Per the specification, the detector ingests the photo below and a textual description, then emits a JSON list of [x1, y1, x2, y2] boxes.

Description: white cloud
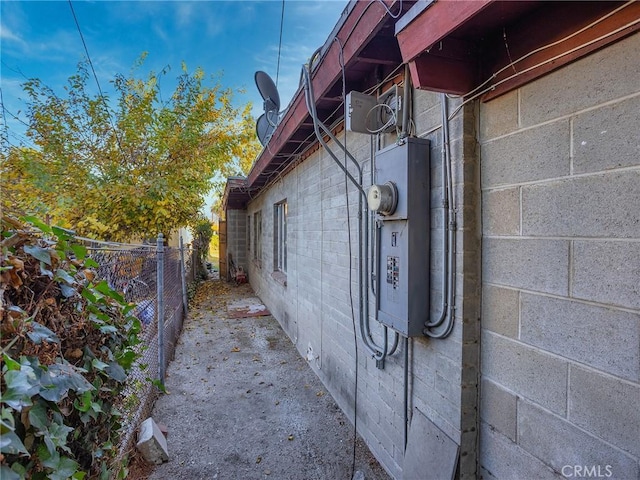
[[153, 22, 170, 43], [176, 2, 196, 27], [0, 23, 26, 45]]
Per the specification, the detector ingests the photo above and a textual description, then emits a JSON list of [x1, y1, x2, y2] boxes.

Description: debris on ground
[[139, 279, 390, 480], [136, 418, 169, 465]]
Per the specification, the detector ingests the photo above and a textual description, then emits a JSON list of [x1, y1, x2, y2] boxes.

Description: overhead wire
[[0, 102, 39, 150], [0, 88, 9, 150], [330, 0, 403, 68], [262, 40, 406, 168], [1, 105, 30, 130], [6, 130, 37, 150], [261, 62, 406, 189], [275, 0, 285, 87], [1, 60, 30, 80], [258, 96, 347, 182], [67, 0, 126, 160]]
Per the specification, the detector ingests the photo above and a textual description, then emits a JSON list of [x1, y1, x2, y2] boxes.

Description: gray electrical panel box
[[374, 138, 430, 337]]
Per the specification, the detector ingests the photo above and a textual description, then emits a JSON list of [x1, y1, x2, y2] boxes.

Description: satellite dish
[[256, 112, 275, 146], [255, 71, 280, 113], [255, 71, 281, 145]]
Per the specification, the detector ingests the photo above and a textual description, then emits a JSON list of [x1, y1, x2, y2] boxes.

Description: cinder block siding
[[479, 32, 640, 479], [245, 87, 482, 479], [225, 209, 247, 275]]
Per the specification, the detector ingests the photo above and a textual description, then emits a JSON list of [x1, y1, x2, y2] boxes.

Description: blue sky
[[0, 0, 347, 148]]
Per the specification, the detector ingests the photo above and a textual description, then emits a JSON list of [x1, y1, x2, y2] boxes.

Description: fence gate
[[219, 220, 227, 280]]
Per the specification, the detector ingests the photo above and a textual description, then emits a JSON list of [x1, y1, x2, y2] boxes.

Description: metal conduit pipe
[[313, 118, 391, 352], [302, 57, 401, 356], [368, 139, 400, 357], [423, 95, 450, 329], [424, 93, 456, 338], [400, 64, 411, 140], [370, 137, 377, 297], [301, 66, 369, 345], [302, 63, 399, 359], [302, 66, 378, 357], [403, 336, 410, 451]]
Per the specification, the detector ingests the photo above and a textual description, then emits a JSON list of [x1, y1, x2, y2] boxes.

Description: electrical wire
[[0, 103, 40, 150], [257, 95, 351, 193], [365, 102, 396, 134], [282, 64, 402, 153], [364, 64, 405, 96], [340, 1, 377, 52], [0, 89, 9, 152], [334, 36, 359, 479], [1, 60, 30, 80], [276, 0, 285, 87], [67, 0, 125, 159], [330, 0, 403, 74], [376, 0, 403, 19], [6, 130, 37, 150], [302, 46, 400, 362], [422, 1, 634, 339], [1, 105, 30, 130], [447, 1, 638, 118], [403, 336, 409, 451]]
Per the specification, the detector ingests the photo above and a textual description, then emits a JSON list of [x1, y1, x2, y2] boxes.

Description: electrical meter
[[367, 182, 398, 216], [372, 138, 430, 337]]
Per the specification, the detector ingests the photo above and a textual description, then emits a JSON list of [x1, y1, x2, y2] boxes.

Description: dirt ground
[[133, 279, 391, 480]]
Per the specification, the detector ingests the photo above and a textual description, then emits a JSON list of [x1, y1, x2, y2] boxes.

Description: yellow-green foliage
[[1, 57, 261, 241]]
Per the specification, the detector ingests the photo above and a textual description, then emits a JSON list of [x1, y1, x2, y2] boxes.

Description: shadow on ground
[[138, 279, 390, 480]]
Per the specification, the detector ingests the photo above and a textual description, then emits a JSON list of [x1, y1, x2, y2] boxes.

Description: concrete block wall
[[225, 209, 247, 274], [479, 33, 640, 479], [245, 85, 482, 479]]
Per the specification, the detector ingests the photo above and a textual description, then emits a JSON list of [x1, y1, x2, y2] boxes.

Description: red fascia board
[[222, 177, 248, 212], [247, 0, 394, 188], [396, 0, 494, 63], [482, 2, 640, 101], [408, 54, 476, 95]]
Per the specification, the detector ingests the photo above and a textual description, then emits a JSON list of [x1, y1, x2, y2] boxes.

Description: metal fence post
[[179, 236, 188, 316], [156, 233, 165, 385]]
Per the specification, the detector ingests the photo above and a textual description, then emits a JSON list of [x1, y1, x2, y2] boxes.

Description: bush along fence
[[1, 216, 200, 479]]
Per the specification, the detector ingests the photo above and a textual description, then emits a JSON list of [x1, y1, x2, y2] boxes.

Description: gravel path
[[146, 279, 390, 480]]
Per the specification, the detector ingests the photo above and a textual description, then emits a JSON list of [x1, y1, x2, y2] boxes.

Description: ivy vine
[[1, 216, 143, 479]]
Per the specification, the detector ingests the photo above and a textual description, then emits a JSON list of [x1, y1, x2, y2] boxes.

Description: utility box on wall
[[372, 138, 430, 337]]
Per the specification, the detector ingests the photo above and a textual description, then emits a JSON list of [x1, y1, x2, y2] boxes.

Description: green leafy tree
[[2, 57, 261, 241], [190, 215, 214, 279]]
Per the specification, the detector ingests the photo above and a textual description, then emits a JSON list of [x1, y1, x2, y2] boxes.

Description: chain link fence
[[80, 234, 200, 462]]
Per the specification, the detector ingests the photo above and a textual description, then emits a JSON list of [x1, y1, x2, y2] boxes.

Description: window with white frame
[[274, 200, 287, 273], [253, 210, 262, 263]]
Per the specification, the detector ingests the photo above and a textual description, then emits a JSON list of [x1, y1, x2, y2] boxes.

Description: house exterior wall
[[244, 87, 481, 479], [228, 31, 639, 480], [225, 209, 247, 276], [479, 32, 640, 479]]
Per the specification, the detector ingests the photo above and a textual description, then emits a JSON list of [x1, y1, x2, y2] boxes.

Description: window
[[274, 201, 287, 273], [253, 210, 262, 263]]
